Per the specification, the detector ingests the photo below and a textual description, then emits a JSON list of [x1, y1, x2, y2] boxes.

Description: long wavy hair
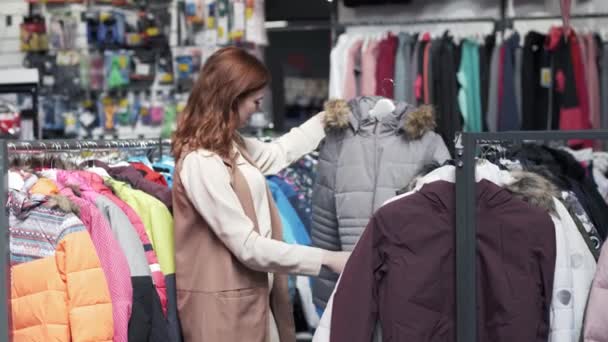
[[172, 47, 270, 161]]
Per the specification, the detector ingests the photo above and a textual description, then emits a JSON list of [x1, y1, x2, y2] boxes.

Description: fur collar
[[506, 171, 558, 215], [322, 98, 437, 139]]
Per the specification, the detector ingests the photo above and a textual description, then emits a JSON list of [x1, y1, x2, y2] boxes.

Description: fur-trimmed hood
[[506, 170, 559, 215], [323, 97, 436, 139]]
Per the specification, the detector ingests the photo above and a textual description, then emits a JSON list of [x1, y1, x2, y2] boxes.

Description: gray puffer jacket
[[311, 96, 450, 310]]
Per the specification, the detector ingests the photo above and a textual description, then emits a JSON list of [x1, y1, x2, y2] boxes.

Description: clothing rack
[[454, 130, 608, 342], [0, 137, 171, 342]]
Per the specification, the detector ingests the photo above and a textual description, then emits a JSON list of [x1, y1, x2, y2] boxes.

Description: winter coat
[[105, 178, 182, 342], [57, 171, 171, 342], [330, 178, 556, 342], [75, 170, 169, 315], [311, 96, 450, 310], [87, 160, 173, 212], [9, 190, 114, 341], [53, 184, 133, 342]]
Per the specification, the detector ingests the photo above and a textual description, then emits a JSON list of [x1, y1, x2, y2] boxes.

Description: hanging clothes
[[89, 161, 173, 212], [361, 38, 381, 96], [76, 169, 169, 316], [394, 33, 415, 102], [375, 33, 398, 98], [343, 39, 363, 100], [310, 97, 450, 311], [498, 33, 520, 131], [458, 39, 482, 132], [433, 33, 462, 154], [56, 171, 170, 341], [105, 178, 182, 342], [8, 189, 114, 342], [521, 31, 551, 130], [486, 39, 502, 132], [52, 183, 133, 342]]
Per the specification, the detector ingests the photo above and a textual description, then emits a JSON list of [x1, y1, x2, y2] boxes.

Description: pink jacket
[[343, 39, 363, 100], [584, 241, 608, 341], [73, 170, 168, 315], [54, 184, 132, 342], [361, 39, 381, 96]]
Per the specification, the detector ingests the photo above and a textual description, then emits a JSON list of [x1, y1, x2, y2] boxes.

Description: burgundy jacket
[[331, 180, 556, 342]]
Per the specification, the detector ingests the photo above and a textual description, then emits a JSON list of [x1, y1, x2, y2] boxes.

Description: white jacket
[[552, 199, 596, 341]]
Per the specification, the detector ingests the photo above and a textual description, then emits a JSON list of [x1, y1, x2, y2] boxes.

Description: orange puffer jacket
[[9, 190, 114, 341]]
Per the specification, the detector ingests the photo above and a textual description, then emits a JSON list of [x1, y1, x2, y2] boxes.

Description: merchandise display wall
[[0, 0, 267, 140]]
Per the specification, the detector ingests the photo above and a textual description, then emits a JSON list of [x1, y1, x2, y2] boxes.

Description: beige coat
[[174, 115, 326, 341]]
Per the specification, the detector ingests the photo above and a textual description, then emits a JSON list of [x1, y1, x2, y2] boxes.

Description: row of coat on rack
[[1, 138, 327, 341], [329, 22, 608, 154], [312, 140, 608, 342]]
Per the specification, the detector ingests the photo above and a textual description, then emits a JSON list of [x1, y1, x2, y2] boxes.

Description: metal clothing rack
[[0, 138, 171, 342], [454, 130, 608, 342]]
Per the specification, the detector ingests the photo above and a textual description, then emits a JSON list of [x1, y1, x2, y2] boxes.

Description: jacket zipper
[[371, 119, 381, 214]]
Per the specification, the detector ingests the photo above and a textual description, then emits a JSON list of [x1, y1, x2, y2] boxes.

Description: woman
[[172, 46, 350, 342]]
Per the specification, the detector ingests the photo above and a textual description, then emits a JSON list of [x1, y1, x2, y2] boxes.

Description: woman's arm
[[181, 150, 327, 276], [243, 113, 326, 175]]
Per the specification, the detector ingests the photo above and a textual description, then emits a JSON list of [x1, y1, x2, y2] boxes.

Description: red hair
[[172, 47, 270, 161]]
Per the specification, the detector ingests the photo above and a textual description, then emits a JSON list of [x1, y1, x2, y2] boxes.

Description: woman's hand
[[322, 251, 351, 274]]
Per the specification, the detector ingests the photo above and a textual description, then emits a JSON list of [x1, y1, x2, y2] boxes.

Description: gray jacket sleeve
[[430, 132, 451, 163], [311, 133, 343, 311]]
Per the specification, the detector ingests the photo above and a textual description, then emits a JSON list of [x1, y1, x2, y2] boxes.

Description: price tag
[[136, 63, 151, 76], [540, 68, 552, 88]]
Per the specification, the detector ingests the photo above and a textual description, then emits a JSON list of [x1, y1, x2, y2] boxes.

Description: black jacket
[[511, 144, 608, 239]]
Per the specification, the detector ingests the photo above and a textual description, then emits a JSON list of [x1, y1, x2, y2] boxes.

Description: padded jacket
[[331, 179, 556, 342], [310, 96, 450, 310], [9, 190, 113, 341]]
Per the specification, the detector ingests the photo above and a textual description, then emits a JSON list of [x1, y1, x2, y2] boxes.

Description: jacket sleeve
[[56, 215, 114, 342], [331, 215, 384, 342], [311, 134, 343, 310], [430, 132, 451, 162], [180, 151, 325, 276], [243, 113, 326, 175]]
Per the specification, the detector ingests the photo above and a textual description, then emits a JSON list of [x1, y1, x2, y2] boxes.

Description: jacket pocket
[[178, 287, 268, 342]]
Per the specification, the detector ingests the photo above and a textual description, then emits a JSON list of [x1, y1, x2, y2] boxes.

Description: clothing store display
[[330, 27, 608, 146], [311, 96, 450, 310], [8, 149, 180, 342]]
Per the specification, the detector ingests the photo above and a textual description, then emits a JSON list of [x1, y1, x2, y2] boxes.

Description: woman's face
[[238, 89, 265, 127]]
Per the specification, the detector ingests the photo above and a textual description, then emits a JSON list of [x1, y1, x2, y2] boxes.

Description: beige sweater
[[180, 114, 327, 278]]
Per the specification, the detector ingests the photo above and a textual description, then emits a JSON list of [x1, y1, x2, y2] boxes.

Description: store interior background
[[0, 0, 606, 139]]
